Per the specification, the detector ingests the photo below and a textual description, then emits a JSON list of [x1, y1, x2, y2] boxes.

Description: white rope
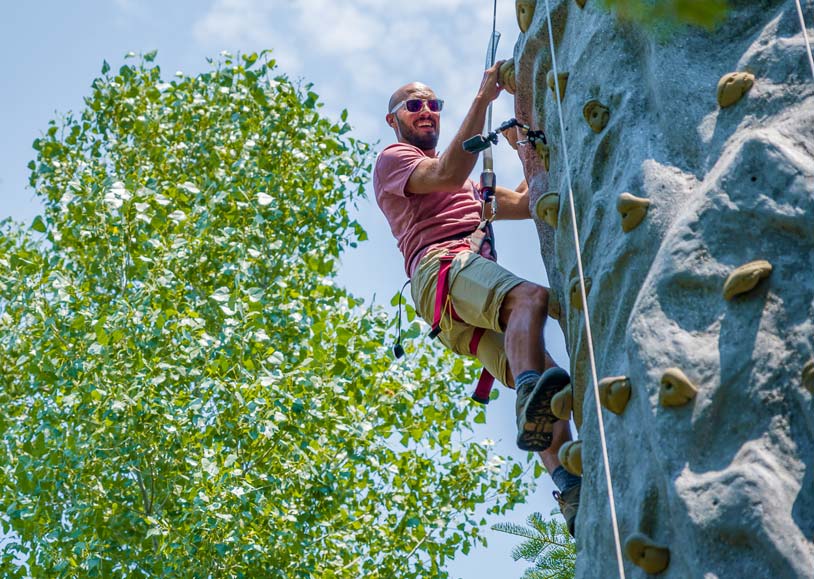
[[541, 1, 626, 577], [794, 0, 814, 80]]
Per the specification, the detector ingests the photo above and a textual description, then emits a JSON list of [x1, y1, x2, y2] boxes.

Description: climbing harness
[[794, 0, 814, 80], [394, 211, 499, 404], [542, 0, 627, 576], [428, 239, 495, 404]]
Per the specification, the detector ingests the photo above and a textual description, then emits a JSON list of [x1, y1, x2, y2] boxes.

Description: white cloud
[[194, 0, 272, 45], [191, 0, 520, 146], [295, 1, 382, 53]]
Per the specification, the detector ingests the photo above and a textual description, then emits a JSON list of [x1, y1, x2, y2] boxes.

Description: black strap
[[393, 279, 411, 358]]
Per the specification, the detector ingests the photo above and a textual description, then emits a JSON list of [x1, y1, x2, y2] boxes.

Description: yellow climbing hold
[[583, 99, 610, 133], [499, 59, 516, 95], [548, 294, 562, 320], [803, 360, 814, 394], [723, 260, 772, 300], [558, 440, 583, 476], [616, 192, 651, 233], [625, 533, 670, 574], [717, 72, 755, 108], [660, 368, 698, 407], [598, 376, 631, 415], [552, 385, 573, 420], [569, 276, 592, 311], [546, 70, 569, 101], [575, 0, 588, 8], [516, 0, 535, 33], [534, 192, 560, 228], [535, 140, 550, 171]]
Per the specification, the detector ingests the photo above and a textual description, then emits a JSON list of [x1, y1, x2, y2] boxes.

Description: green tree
[[0, 51, 533, 578], [601, 0, 729, 29], [493, 513, 576, 579]]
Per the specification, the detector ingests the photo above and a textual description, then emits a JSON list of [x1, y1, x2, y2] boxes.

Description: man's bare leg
[[498, 281, 581, 536], [539, 419, 572, 471], [499, 281, 548, 374]]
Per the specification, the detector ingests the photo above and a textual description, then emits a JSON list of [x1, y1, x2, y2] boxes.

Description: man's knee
[[500, 282, 549, 327]]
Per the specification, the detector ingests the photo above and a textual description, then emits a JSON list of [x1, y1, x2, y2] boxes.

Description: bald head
[[385, 81, 442, 152], [387, 82, 436, 113]]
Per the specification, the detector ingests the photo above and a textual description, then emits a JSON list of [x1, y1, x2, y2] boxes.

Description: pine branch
[[493, 512, 576, 579]]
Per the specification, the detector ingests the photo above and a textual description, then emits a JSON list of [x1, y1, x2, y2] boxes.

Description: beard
[[397, 117, 439, 151]]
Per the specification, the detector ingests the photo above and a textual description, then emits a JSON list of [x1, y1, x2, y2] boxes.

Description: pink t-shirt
[[373, 143, 483, 276]]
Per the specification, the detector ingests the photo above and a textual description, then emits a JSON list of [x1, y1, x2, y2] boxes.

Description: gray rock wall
[[511, 0, 814, 576]]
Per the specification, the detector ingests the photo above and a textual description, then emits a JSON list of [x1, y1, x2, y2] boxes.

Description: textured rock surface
[[511, 1, 814, 576]]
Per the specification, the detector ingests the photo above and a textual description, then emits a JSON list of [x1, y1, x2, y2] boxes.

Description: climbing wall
[[505, 0, 814, 576]]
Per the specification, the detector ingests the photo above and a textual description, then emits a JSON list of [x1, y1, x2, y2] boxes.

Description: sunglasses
[[389, 98, 444, 114]]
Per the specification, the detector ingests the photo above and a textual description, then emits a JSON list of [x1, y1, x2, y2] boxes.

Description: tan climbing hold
[[534, 140, 550, 171], [548, 294, 562, 320], [722, 260, 772, 301], [499, 59, 516, 95], [803, 360, 814, 394], [660, 368, 698, 407], [583, 100, 610, 133], [575, 0, 587, 8], [717, 72, 755, 108], [558, 440, 583, 476], [546, 70, 569, 101], [625, 533, 670, 574], [569, 276, 592, 311], [617, 192, 651, 233], [552, 385, 573, 420], [516, 0, 535, 33], [534, 192, 560, 228], [598, 376, 631, 415]]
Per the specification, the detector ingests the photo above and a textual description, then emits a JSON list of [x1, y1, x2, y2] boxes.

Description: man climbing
[[373, 61, 582, 536]]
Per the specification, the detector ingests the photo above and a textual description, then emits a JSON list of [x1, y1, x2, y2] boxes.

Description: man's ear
[[386, 113, 396, 129]]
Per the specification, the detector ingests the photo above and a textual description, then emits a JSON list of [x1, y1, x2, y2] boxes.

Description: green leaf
[[243, 52, 258, 68], [144, 49, 158, 62], [101, 60, 110, 74], [304, 91, 319, 109], [31, 215, 46, 233], [599, 0, 728, 29]]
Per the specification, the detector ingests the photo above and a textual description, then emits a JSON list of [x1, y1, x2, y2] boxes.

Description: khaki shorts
[[411, 245, 525, 387]]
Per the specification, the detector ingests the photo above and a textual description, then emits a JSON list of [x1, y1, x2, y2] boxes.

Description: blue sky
[[1, 1, 572, 576]]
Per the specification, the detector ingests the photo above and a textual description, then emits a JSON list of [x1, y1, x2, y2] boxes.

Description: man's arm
[[485, 184, 531, 220], [406, 61, 504, 194]]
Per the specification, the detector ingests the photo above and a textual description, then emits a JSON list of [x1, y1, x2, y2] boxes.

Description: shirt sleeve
[[374, 144, 427, 198]]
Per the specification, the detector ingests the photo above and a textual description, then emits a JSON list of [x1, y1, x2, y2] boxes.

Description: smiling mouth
[[416, 121, 435, 130]]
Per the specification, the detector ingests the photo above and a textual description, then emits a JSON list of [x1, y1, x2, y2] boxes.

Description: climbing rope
[[794, 0, 814, 80], [541, 1, 627, 577]]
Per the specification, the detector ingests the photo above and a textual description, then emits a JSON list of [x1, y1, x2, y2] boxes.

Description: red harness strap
[[429, 243, 496, 405], [469, 331, 494, 404]]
